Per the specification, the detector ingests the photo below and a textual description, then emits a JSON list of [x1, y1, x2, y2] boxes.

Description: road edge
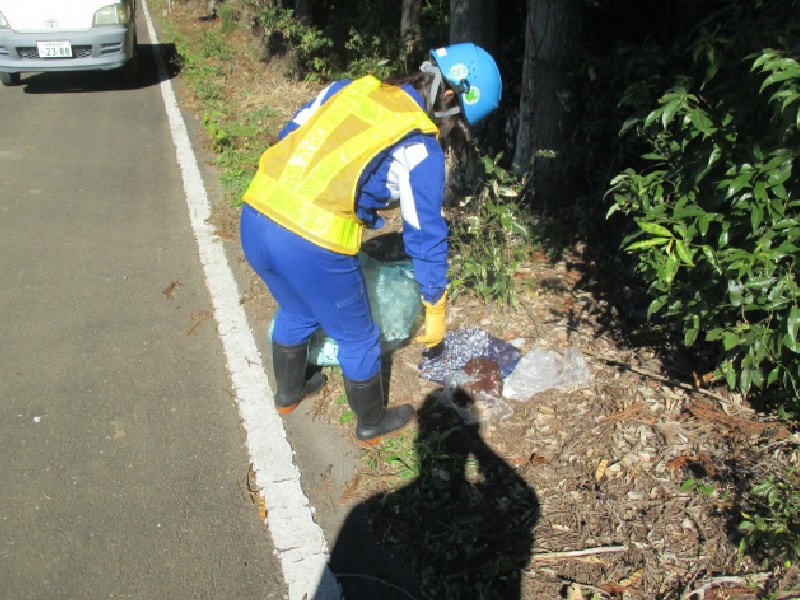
[[139, 2, 342, 598]]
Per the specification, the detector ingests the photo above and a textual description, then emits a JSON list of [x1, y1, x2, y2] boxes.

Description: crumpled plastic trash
[[438, 357, 515, 424], [502, 347, 591, 400], [419, 329, 522, 424], [419, 328, 522, 384]]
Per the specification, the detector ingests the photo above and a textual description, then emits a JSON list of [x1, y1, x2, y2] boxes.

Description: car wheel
[[0, 72, 21, 87]]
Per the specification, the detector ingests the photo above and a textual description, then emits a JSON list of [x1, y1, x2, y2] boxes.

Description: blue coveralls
[[240, 80, 448, 381]]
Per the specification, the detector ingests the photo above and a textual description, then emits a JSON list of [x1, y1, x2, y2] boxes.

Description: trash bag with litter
[[269, 251, 423, 366]]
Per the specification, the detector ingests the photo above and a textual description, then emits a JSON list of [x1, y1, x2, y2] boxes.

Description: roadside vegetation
[[151, 0, 799, 590]]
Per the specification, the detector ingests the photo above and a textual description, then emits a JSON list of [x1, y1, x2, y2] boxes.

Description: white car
[[0, 0, 138, 86]]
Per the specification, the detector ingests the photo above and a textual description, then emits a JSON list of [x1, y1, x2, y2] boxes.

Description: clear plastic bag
[[439, 365, 514, 424], [502, 347, 591, 400], [360, 252, 422, 347]]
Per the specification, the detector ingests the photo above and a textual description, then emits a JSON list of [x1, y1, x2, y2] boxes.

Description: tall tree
[[514, 0, 579, 206], [449, 0, 498, 53], [295, 0, 311, 21], [400, 0, 422, 53], [401, 0, 422, 65]]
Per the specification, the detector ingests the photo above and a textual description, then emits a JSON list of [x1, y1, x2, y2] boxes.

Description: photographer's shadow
[[321, 390, 539, 599]]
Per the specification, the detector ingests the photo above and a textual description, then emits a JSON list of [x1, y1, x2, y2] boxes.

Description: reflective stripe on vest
[[242, 76, 438, 254]]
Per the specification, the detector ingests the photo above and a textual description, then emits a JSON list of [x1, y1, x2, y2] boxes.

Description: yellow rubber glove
[[414, 292, 447, 348]]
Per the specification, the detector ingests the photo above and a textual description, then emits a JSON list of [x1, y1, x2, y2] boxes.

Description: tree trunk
[[295, 0, 311, 22], [449, 0, 498, 54], [401, 0, 422, 65], [514, 0, 578, 207]]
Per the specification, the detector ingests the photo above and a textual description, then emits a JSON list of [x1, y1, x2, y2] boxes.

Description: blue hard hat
[[430, 43, 502, 125]]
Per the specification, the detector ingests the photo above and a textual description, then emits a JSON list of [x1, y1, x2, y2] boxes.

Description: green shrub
[[606, 1, 800, 402], [448, 154, 532, 307], [206, 106, 280, 204], [738, 466, 800, 566], [341, 28, 396, 80], [252, 4, 332, 80]]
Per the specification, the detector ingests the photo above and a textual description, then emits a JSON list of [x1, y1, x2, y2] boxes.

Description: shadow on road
[[318, 390, 540, 599], [20, 43, 179, 94]]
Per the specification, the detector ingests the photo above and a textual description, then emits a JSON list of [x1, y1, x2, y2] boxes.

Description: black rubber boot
[[272, 341, 327, 414], [344, 372, 413, 444]]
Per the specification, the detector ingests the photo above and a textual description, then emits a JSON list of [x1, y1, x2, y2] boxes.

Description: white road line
[[140, 3, 341, 598]]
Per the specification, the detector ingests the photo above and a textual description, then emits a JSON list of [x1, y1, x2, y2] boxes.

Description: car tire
[[0, 72, 21, 87]]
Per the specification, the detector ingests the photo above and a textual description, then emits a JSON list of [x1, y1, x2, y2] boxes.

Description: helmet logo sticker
[[448, 63, 468, 81], [463, 86, 481, 105]]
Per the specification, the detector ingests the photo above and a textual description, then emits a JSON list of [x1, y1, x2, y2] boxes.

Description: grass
[[150, 0, 321, 207]]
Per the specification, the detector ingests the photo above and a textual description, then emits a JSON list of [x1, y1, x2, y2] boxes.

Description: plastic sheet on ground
[[419, 328, 523, 424], [418, 328, 522, 384], [502, 347, 591, 400]]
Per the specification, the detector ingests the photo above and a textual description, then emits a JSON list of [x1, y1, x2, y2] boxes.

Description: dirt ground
[[161, 2, 799, 598], [229, 206, 797, 600]]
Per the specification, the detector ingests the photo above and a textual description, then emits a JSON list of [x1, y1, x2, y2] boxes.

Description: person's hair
[[384, 71, 469, 151]]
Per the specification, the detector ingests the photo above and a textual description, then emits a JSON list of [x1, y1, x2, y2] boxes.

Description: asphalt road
[[0, 10, 287, 600]]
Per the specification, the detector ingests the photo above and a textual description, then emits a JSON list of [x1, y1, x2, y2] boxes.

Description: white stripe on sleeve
[[392, 142, 429, 230]]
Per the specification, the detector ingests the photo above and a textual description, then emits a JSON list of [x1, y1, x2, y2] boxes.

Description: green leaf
[[648, 296, 667, 319], [698, 484, 715, 497], [728, 282, 745, 306], [687, 108, 715, 137], [685, 314, 700, 347], [674, 239, 695, 266], [638, 222, 673, 237], [727, 169, 753, 197], [663, 253, 680, 283], [785, 305, 800, 353], [626, 237, 670, 251], [740, 367, 752, 394], [723, 331, 743, 351], [661, 101, 679, 128], [724, 363, 736, 389], [788, 305, 799, 343], [739, 520, 755, 532]]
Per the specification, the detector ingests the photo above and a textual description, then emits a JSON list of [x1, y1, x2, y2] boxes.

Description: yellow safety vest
[[242, 76, 438, 254]]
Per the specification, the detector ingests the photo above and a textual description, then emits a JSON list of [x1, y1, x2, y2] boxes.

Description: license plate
[[37, 41, 72, 58]]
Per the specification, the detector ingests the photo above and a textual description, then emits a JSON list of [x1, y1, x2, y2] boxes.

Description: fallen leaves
[[244, 462, 266, 520], [666, 452, 718, 478], [681, 399, 791, 441], [595, 458, 609, 482], [600, 401, 657, 424], [187, 309, 212, 336], [162, 280, 182, 299]]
